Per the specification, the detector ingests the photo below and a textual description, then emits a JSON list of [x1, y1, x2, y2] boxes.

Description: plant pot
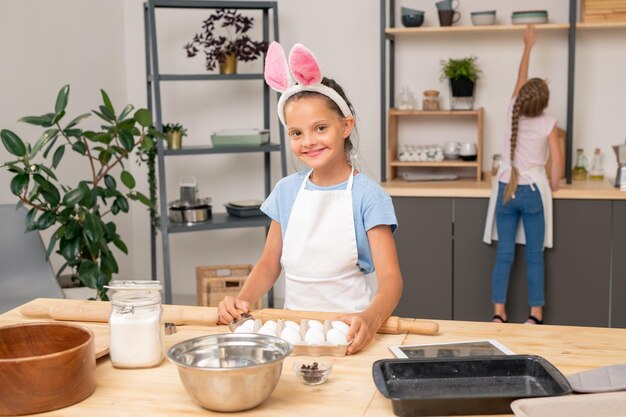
[[219, 52, 238, 75], [449, 78, 475, 97], [166, 132, 183, 149]]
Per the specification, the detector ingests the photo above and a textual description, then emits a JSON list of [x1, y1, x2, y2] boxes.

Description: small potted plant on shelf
[[184, 9, 269, 74], [440, 56, 481, 109], [163, 123, 187, 150]]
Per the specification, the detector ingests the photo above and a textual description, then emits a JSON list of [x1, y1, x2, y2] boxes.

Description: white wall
[[1, 0, 625, 302]]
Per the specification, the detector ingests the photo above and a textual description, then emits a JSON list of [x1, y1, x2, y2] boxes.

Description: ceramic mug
[[435, 0, 459, 11], [444, 142, 461, 159], [460, 142, 477, 156], [438, 9, 461, 26]]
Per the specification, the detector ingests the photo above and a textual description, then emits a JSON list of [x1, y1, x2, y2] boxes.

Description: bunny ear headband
[[264, 42, 353, 127]]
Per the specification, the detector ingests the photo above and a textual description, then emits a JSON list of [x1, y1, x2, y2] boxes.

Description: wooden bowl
[[0, 322, 96, 415]]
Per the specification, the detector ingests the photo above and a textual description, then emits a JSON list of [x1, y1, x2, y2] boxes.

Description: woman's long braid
[[503, 78, 549, 204]]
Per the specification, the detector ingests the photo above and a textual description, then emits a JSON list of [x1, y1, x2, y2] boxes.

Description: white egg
[[240, 319, 255, 331], [263, 320, 277, 330], [306, 320, 323, 331], [326, 328, 349, 345], [234, 325, 252, 334], [280, 327, 301, 345], [304, 328, 325, 345], [258, 325, 276, 336], [331, 320, 350, 335], [284, 320, 300, 330]]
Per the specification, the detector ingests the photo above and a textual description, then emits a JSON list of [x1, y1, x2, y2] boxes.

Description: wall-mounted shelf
[[387, 108, 483, 182]]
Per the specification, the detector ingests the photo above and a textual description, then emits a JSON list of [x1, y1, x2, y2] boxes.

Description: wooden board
[[1, 300, 110, 359], [583, 0, 626, 22]]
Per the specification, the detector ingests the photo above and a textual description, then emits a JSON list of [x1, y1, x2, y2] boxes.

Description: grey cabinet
[[392, 197, 453, 320], [612, 201, 626, 328], [394, 196, 616, 326]]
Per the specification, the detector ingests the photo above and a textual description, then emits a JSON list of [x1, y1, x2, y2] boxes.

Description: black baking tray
[[372, 355, 572, 416], [224, 203, 264, 217]]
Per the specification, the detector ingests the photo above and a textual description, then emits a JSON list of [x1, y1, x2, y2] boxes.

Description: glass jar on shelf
[[589, 148, 605, 180], [422, 90, 441, 111], [572, 148, 588, 181], [396, 86, 415, 110]]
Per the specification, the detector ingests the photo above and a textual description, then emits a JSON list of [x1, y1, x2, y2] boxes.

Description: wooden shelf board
[[390, 160, 479, 167], [577, 21, 626, 29], [386, 23, 569, 36], [389, 108, 482, 116]]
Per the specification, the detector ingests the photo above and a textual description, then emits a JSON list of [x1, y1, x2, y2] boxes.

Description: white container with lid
[[105, 280, 164, 369]]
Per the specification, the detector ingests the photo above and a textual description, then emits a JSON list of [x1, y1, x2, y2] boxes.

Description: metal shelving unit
[[144, 0, 286, 304]]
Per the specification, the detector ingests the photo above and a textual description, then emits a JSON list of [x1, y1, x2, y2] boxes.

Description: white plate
[[227, 199, 263, 208]]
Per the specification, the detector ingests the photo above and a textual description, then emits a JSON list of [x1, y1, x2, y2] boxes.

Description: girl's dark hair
[[503, 78, 550, 204], [284, 77, 357, 162]]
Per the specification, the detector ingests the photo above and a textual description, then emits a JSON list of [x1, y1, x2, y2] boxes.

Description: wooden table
[[2, 299, 626, 417]]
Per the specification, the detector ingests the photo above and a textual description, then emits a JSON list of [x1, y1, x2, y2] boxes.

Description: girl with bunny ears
[[218, 42, 403, 354]]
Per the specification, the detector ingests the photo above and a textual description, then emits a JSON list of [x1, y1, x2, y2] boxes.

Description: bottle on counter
[[106, 280, 164, 369], [572, 148, 588, 181], [589, 148, 605, 181]]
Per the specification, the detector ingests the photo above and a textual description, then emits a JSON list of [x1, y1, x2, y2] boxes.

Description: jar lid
[[105, 280, 163, 291], [424, 90, 440, 97]]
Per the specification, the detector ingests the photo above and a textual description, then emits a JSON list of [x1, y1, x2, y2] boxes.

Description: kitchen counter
[[3, 299, 626, 417], [382, 177, 626, 199]]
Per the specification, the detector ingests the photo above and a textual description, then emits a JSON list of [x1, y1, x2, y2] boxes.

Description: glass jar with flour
[[106, 281, 164, 369]]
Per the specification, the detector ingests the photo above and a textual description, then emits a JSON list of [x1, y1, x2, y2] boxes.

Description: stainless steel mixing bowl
[[167, 333, 292, 412]]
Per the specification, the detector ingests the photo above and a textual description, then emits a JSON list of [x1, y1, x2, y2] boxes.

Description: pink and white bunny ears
[[264, 42, 353, 127]]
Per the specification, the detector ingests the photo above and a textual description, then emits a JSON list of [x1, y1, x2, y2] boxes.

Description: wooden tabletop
[[2, 299, 626, 417], [382, 177, 626, 200]]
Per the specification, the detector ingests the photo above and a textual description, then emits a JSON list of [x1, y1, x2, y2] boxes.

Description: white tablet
[[388, 339, 515, 359]]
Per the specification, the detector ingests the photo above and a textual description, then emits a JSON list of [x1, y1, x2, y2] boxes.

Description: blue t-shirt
[[260, 170, 398, 274]]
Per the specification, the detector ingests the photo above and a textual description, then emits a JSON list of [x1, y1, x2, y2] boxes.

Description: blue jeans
[[492, 182, 545, 307]]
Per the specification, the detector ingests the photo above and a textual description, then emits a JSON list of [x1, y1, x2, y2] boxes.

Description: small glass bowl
[[292, 360, 333, 385]]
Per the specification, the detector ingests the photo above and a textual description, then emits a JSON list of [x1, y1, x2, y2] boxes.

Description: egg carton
[[233, 318, 351, 357], [398, 144, 444, 162]]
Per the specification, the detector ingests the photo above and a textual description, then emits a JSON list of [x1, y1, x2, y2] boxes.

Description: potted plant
[[440, 56, 481, 98], [163, 122, 187, 149], [184, 9, 268, 74], [0, 85, 164, 300]]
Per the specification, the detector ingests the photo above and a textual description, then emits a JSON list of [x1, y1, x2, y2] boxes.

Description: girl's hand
[[336, 312, 381, 355], [550, 177, 560, 192], [217, 296, 250, 325], [524, 25, 536, 48]]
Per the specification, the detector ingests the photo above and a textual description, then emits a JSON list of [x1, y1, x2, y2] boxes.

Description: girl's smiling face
[[284, 96, 354, 173]]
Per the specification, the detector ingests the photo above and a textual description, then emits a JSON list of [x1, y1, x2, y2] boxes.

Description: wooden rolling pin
[[21, 300, 439, 335], [253, 308, 439, 336], [20, 300, 220, 325]]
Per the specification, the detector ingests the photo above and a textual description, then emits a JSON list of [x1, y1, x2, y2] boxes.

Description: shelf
[[163, 143, 281, 156], [389, 108, 482, 116], [153, 0, 276, 9], [168, 212, 270, 234], [386, 23, 569, 37], [391, 160, 479, 167], [385, 21, 626, 37], [154, 74, 264, 82]]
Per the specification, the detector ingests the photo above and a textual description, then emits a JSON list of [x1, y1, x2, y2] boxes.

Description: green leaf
[[63, 187, 85, 207], [72, 141, 87, 155], [43, 136, 59, 158], [25, 208, 38, 231], [77, 260, 98, 289], [38, 165, 58, 181], [51, 110, 65, 125], [99, 105, 116, 121], [37, 211, 57, 230], [140, 137, 155, 151], [10, 173, 29, 195], [93, 110, 112, 123], [40, 183, 61, 206], [120, 171, 135, 189], [118, 130, 134, 151], [18, 115, 54, 127], [52, 145, 65, 169], [135, 191, 153, 207], [104, 175, 117, 189], [1, 130, 27, 157], [64, 220, 81, 240], [55, 85, 70, 113], [45, 230, 59, 260], [79, 181, 94, 208], [100, 90, 115, 116], [100, 250, 119, 275], [113, 238, 128, 254], [83, 212, 102, 243], [118, 104, 134, 121], [98, 149, 112, 165], [63, 128, 83, 138], [134, 108, 152, 127], [91, 133, 111, 144], [32, 173, 50, 190], [65, 112, 91, 129], [111, 203, 120, 215]]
